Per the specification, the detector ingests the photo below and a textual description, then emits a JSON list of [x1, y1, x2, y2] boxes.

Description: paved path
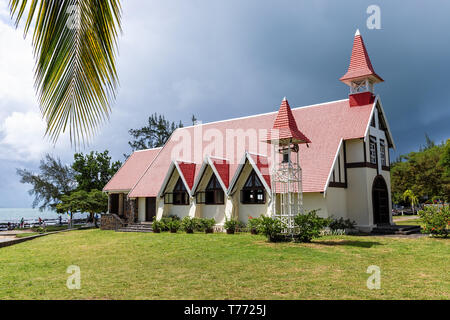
[[393, 215, 420, 222]]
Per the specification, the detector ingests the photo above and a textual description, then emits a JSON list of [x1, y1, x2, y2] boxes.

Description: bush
[[181, 217, 196, 234], [418, 205, 449, 237], [257, 216, 286, 242], [328, 217, 356, 231], [248, 216, 262, 234], [160, 217, 173, 232], [199, 218, 216, 233], [167, 219, 181, 233], [293, 210, 329, 243], [224, 218, 239, 234], [152, 217, 164, 233]]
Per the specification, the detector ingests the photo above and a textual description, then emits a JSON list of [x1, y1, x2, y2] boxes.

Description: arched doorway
[[372, 176, 390, 225]]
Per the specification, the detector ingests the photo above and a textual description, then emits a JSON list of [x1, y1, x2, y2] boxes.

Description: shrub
[[418, 205, 449, 238], [328, 217, 356, 231], [293, 210, 329, 243], [248, 216, 262, 234], [200, 218, 216, 233], [181, 217, 196, 234], [224, 218, 239, 234], [152, 217, 164, 233], [257, 216, 286, 242], [160, 217, 173, 232], [167, 219, 181, 233]]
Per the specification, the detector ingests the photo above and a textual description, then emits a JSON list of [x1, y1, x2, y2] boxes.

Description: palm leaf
[[9, 0, 122, 146]]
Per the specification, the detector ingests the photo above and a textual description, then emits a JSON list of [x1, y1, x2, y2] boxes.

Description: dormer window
[[205, 175, 224, 205], [241, 171, 265, 204], [165, 177, 189, 205]]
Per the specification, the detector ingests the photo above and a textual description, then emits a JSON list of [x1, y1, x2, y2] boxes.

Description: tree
[[57, 189, 108, 224], [127, 113, 184, 154], [17, 154, 75, 211], [72, 150, 121, 192], [9, 1, 122, 146], [57, 190, 90, 228], [391, 139, 449, 204], [402, 189, 419, 214]]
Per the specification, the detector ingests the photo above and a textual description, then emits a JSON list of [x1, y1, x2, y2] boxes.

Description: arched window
[[165, 177, 189, 205], [241, 170, 265, 204], [205, 175, 224, 205]]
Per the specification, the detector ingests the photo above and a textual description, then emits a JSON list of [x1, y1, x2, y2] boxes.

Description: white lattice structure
[[271, 145, 304, 235]]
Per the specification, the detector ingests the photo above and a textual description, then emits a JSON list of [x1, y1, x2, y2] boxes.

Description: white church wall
[[303, 193, 328, 218], [346, 168, 371, 229], [346, 139, 365, 163], [325, 188, 348, 219], [138, 197, 146, 222]]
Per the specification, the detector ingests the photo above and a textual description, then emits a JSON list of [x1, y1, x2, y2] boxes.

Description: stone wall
[[100, 214, 125, 230], [124, 198, 138, 223]]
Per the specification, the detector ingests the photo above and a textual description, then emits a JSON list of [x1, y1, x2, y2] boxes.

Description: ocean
[[0, 208, 88, 223]]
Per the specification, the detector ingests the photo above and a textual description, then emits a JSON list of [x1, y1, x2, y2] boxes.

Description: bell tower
[[266, 97, 311, 235], [340, 29, 383, 106]]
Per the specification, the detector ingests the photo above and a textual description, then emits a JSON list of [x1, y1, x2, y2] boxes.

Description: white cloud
[[0, 111, 49, 161]]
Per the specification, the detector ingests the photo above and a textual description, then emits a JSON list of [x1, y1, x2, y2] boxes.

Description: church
[[102, 30, 395, 232]]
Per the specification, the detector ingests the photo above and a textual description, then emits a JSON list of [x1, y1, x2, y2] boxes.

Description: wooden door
[[145, 197, 156, 222]]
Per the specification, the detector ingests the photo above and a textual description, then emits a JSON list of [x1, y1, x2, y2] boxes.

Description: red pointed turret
[[340, 29, 383, 85], [266, 97, 311, 145]]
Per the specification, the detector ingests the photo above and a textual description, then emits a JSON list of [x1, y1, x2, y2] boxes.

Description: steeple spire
[[340, 29, 383, 92], [266, 97, 311, 145]]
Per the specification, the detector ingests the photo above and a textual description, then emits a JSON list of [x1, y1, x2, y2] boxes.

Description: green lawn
[[0, 230, 448, 300]]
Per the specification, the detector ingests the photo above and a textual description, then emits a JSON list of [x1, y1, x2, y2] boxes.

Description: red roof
[[340, 31, 383, 84], [128, 98, 375, 197], [267, 98, 311, 144], [103, 148, 161, 192], [210, 157, 230, 189], [177, 161, 197, 190]]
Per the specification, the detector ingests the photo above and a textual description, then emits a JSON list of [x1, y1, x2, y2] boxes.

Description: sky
[[0, 0, 449, 208]]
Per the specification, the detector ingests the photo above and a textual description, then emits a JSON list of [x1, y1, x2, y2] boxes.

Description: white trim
[[207, 157, 229, 194], [228, 153, 248, 195], [157, 160, 195, 198], [157, 162, 177, 198], [191, 157, 209, 194], [323, 138, 344, 197], [362, 96, 396, 149], [134, 147, 163, 153], [227, 152, 271, 196], [246, 153, 272, 195], [174, 161, 195, 196], [375, 96, 396, 149], [191, 156, 229, 194]]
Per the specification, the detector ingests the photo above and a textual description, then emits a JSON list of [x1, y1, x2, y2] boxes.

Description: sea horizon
[[0, 208, 89, 223]]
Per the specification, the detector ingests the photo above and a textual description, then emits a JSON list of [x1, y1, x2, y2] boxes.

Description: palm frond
[[9, 0, 122, 146]]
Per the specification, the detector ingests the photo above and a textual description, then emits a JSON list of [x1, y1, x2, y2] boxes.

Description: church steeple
[[340, 29, 383, 106]]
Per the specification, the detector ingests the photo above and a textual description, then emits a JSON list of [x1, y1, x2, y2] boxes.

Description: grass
[[0, 230, 448, 300]]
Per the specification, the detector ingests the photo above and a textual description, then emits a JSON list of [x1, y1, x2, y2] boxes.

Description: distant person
[[7, 222, 11, 230], [38, 217, 42, 226], [59, 215, 62, 226], [94, 214, 99, 228], [20, 217, 25, 229]]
